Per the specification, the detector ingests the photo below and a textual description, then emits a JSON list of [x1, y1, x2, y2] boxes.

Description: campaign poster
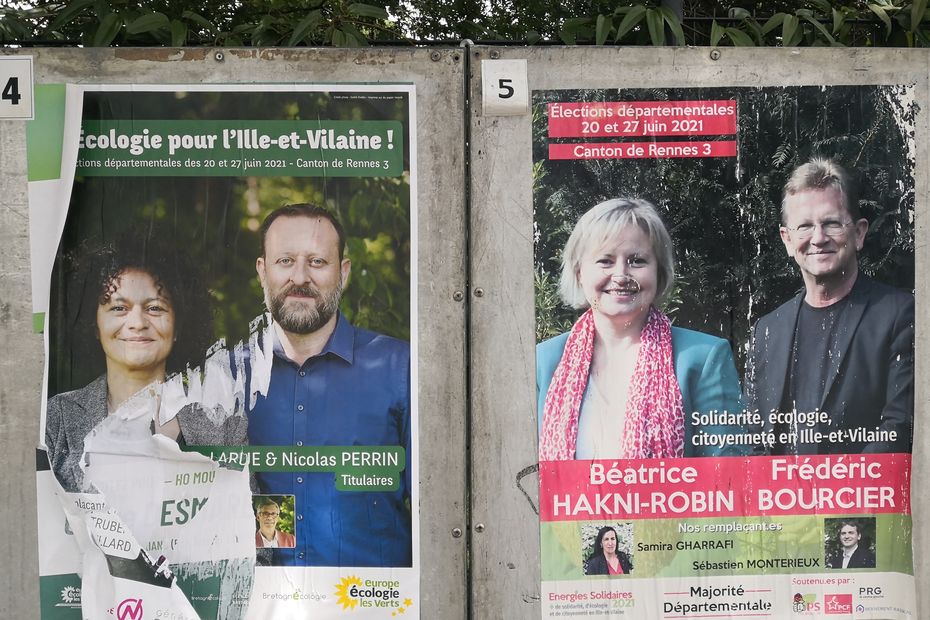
[[32, 84, 419, 619], [534, 85, 916, 619]]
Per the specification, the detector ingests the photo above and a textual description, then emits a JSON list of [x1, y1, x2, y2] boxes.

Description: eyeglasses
[[258, 511, 280, 518], [783, 220, 852, 239]]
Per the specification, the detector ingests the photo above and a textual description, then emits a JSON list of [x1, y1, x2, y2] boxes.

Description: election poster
[[534, 85, 916, 619], [31, 84, 419, 619]]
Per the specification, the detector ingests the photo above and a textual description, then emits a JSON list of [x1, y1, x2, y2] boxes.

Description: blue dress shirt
[[246, 313, 411, 567]]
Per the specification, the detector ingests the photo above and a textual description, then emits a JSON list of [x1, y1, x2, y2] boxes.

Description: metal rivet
[[475, 523, 486, 532], [452, 527, 463, 538], [474, 288, 485, 298], [214, 51, 225, 62], [489, 50, 500, 59], [430, 51, 441, 61], [452, 290, 465, 302], [709, 49, 721, 61]]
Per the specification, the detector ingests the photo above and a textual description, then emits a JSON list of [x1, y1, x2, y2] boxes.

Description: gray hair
[[782, 157, 860, 222], [558, 198, 676, 310]]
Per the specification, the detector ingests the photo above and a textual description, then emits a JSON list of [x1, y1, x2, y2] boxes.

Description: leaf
[[182, 11, 216, 34], [287, 9, 322, 46], [800, 13, 835, 43], [832, 8, 844, 34], [331, 27, 347, 46], [526, 29, 541, 44], [170, 19, 187, 46], [658, 7, 685, 45], [91, 12, 122, 46], [595, 14, 611, 45], [809, 0, 832, 13], [347, 3, 389, 20], [868, 3, 892, 36], [614, 5, 645, 41], [645, 8, 665, 45], [781, 13, 799, 45], [725, 26, 754, 46], [912, 0, 928, 29], [728, 7, 750, 20], [710, 19, 724, 46], [126, 11, 169, 35], [560, 17, 590, 44], [761, 13, 785, 35], [341, 21, 369, 46], [48, 0, 95, 30]]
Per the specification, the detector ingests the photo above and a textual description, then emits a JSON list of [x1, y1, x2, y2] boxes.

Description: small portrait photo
[[254, 495, 296, 549], [581, 522, 634, 576], [824, 517, 876, 569]]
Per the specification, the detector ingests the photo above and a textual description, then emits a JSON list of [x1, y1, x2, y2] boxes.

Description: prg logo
[[823, 594, 852, 615], [116, 598, 144, 620], [792, 593, 820, 614]]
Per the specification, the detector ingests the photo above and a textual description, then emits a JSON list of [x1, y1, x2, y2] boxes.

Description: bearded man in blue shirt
[[248, 203, 411, 567]]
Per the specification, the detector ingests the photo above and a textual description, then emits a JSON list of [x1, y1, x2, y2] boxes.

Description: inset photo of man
[[254, 495, 296, 549], [825, 517, 876, 569]]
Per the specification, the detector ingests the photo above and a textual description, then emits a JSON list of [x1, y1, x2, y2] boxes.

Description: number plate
[[481, 59, 529, 116], [0, 56, 34, 120]]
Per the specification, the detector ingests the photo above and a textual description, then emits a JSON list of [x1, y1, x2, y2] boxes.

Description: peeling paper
[[49, 390, 256, 619]]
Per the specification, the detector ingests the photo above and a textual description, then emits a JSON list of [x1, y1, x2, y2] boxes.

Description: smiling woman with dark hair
[[44, 234, 244, 492], [584, 526, 632, 576]]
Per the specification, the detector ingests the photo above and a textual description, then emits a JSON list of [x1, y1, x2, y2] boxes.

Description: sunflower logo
[[60, 586, 81, 604], [334, 576, 363, 610]]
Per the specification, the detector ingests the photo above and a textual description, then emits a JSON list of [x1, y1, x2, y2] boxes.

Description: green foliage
[[1, 0, 405, 47], [6, 0, 930, 47]]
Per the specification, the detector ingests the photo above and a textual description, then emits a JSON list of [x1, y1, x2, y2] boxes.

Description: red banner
[[549, 140, 737, 160], [539, 454, 911, 521], [548, 101, 737, 138]]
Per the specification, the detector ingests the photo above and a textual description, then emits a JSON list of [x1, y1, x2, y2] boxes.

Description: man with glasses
[[745, 158, 913, 454], [255, 498, 296, 549]]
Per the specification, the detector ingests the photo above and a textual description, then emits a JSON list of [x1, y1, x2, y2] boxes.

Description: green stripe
[[26, 84, 66, 182]]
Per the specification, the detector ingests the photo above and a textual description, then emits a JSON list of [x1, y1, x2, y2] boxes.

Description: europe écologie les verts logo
[[335, 576, 413, 615]]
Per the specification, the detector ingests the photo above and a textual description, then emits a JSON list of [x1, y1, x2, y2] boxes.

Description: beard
[[267, 282, 343, 335]]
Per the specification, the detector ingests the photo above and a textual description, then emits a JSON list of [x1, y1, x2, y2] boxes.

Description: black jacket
[[584, 551, 633, 575], [745, 275, 913, 454]]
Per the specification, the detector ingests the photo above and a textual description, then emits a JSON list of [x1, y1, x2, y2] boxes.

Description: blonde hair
[[559, 198, 675, 309], [782, 157, 859, 222]]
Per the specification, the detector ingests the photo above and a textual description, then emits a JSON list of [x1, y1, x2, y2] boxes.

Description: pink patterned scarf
[[539, 307, 685, 460]]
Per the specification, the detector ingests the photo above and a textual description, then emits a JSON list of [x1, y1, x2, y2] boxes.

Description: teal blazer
[[537, 327, 747, 457]]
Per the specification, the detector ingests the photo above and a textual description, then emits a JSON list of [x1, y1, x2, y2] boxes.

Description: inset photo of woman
[[581, 522, 634, 576]]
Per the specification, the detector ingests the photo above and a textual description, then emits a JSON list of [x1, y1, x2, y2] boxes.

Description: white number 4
[[2, 77, 22, 105], [0, 56, 34, 119]]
